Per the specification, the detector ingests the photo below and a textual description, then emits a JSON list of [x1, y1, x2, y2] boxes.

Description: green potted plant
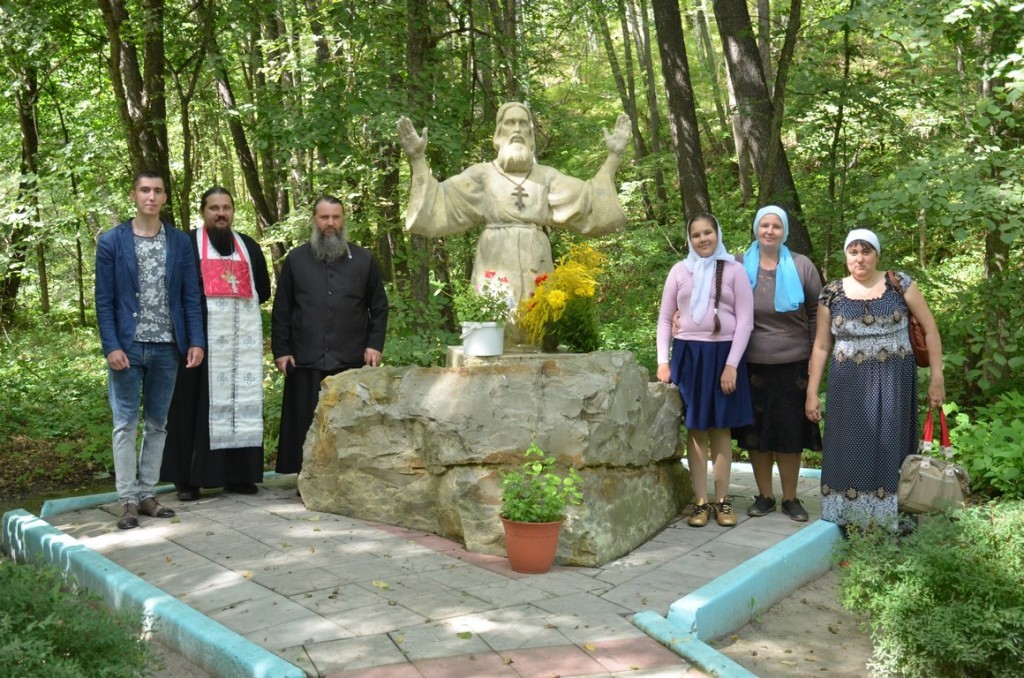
[[499, 442, 584, 573], [453, 271, 514, 356]]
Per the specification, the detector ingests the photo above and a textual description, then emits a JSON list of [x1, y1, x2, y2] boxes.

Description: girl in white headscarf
[[657, 213, 754, 527], [734, 206, 823, 522]]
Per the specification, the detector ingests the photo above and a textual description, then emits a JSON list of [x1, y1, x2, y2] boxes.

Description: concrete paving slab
[[391, 620, 494, 660], [3, 464, 841, 677], [303, 633, 409, 673]]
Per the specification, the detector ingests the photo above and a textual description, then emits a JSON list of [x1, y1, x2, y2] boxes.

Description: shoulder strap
[[886, 270, 906, 300]]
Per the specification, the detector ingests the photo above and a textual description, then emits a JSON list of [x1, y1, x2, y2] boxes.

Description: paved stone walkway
[[48, 469, 821, 677]]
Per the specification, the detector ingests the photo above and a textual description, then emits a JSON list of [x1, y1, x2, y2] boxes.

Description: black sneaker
[[781, 498, 809, 522], [747, 494, 776, 517]]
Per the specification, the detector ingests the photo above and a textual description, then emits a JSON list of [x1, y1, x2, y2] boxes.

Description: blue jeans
[[107, 342, 179, 506]]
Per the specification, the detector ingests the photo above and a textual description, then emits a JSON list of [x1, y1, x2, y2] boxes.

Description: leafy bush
[[948, 393, 1024, 500], [836, 501, 1024, 677], [0, 558, 152, 677]]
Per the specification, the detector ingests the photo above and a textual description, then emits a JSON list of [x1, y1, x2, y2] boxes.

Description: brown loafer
[[139, 497, 175, 519], [117, 504, 139, 530]]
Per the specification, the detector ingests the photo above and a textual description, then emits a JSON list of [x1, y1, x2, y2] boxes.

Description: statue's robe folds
[[405, 162, 627, 307]]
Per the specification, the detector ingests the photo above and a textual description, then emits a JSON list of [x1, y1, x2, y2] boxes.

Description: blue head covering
[[684, 214, 735, 324], [743, 205, 804, 313]]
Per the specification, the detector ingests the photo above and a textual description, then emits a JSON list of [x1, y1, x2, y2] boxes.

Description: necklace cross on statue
[[511, 185, 528, 211], [493, 162, 532, 212]]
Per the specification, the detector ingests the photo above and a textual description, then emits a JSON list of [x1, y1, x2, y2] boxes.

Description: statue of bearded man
[[396, 103, 631, 323]]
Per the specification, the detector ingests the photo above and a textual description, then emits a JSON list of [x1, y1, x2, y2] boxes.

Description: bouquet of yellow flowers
[[516, 244, 606, 352]]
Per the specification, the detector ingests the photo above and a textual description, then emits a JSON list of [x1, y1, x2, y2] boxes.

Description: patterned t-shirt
[[133, 226, 174, 343]]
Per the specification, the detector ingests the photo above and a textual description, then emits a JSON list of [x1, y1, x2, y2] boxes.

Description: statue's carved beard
[[206, 224, 234, 256], [311, 226, 348, 263], [497, 142, 534, 173]]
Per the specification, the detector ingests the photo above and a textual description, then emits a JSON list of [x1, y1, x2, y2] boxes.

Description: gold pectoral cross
[[512, 185, 528, 211], [222, 269, 240, 293]]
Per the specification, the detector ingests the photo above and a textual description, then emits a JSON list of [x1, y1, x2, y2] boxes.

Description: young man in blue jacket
[[95, 171, 205, 529]]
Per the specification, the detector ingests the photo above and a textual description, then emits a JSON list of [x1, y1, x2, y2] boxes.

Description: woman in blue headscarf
[[733, 206, 823, 522]]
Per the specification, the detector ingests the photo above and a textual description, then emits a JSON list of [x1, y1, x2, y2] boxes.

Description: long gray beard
[[497, 143, 534, 173], [311, 227, 348, 263]]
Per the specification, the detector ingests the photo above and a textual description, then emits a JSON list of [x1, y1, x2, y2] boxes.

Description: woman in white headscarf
[[657, 213, 754, 527], [806, 229, 944, 533], [734, 206, 823, 522]]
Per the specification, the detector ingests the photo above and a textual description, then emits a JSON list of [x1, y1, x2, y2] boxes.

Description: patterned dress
[[819, 272, 918, 531]]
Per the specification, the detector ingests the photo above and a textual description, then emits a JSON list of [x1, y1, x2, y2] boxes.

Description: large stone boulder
[[299, 350, 691, 566]]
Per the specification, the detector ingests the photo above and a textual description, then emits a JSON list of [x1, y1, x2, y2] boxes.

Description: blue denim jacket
[[95, 219, 205, 357]]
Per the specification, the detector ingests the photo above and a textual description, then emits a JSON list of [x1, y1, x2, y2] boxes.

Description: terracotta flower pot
[[500, 517, 563, 574]]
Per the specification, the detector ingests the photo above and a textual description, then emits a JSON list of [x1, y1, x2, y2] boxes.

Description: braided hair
[[712, 259, 724, 335]]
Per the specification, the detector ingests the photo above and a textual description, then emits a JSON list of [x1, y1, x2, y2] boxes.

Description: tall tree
[[629, 0, 670, 216], [97, 0, 174, 215], [714, 0, 810, 254], [652, 0, 710, 219]]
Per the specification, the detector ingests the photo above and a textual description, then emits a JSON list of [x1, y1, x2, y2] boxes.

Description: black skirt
[[734, 360, 822, 454]]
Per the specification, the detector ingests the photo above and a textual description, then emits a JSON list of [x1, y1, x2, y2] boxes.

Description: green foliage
[[942, 266, 1024, 399], [452, 274, 513, 324], [500, 442, 583, 523], [949, 393, 1024, 500], [836, 502, 1024, 677], [0, 559, 152, 677], [0, 320, 111, 483], [551, 295, 601, 353], [384, 281, 460, 367]]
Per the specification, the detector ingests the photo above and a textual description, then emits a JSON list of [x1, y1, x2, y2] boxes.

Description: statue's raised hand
[[603, 113, 632, 155], [397, 116, 428, 159]]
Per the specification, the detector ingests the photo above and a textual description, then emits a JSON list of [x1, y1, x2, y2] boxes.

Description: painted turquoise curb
[[2, 509, 303, 678], [633, 611, 759, 678], [39, 471, 283, 518], [666, 520, 842, 640], [633, 519, 842, 676]]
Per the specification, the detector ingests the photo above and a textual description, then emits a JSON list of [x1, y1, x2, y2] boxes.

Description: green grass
[[0, 557, 154, 677]]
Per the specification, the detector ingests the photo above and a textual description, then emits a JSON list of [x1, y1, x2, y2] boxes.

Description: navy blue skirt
[[669, 338, 754, 431]]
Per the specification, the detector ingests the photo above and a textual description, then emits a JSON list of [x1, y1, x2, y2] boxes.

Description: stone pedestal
[[299, 350, 690, 566]]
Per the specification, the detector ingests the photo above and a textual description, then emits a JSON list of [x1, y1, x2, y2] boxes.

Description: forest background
[[1, 0, 1022, 508]]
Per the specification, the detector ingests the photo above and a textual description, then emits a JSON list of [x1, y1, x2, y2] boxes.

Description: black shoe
[[139, 497, 175, 518], [225, 483, 259, 495], [781, 498, 809, 522], [177, 486, 200, 501], [747, 494, 777, 517], [117, 504, 139, 530]]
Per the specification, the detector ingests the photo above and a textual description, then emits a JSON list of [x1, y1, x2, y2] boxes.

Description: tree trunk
[[96, 0, 174, 220], [405, 0, 442, 329], [486, 0, 520, 99], [824, 0, 855, 280], [757, 0, 773, 95], [1, 65, 40, 321], [714, 0, 809, 254], [630, 0, 669, 215], [651, 0, 710, 219], [758, 0, 801, 213], [695, 6, 732, 154], [209, 37, 281, 265], [167, 1, 213, 232], [594, 2, 655, 221]]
